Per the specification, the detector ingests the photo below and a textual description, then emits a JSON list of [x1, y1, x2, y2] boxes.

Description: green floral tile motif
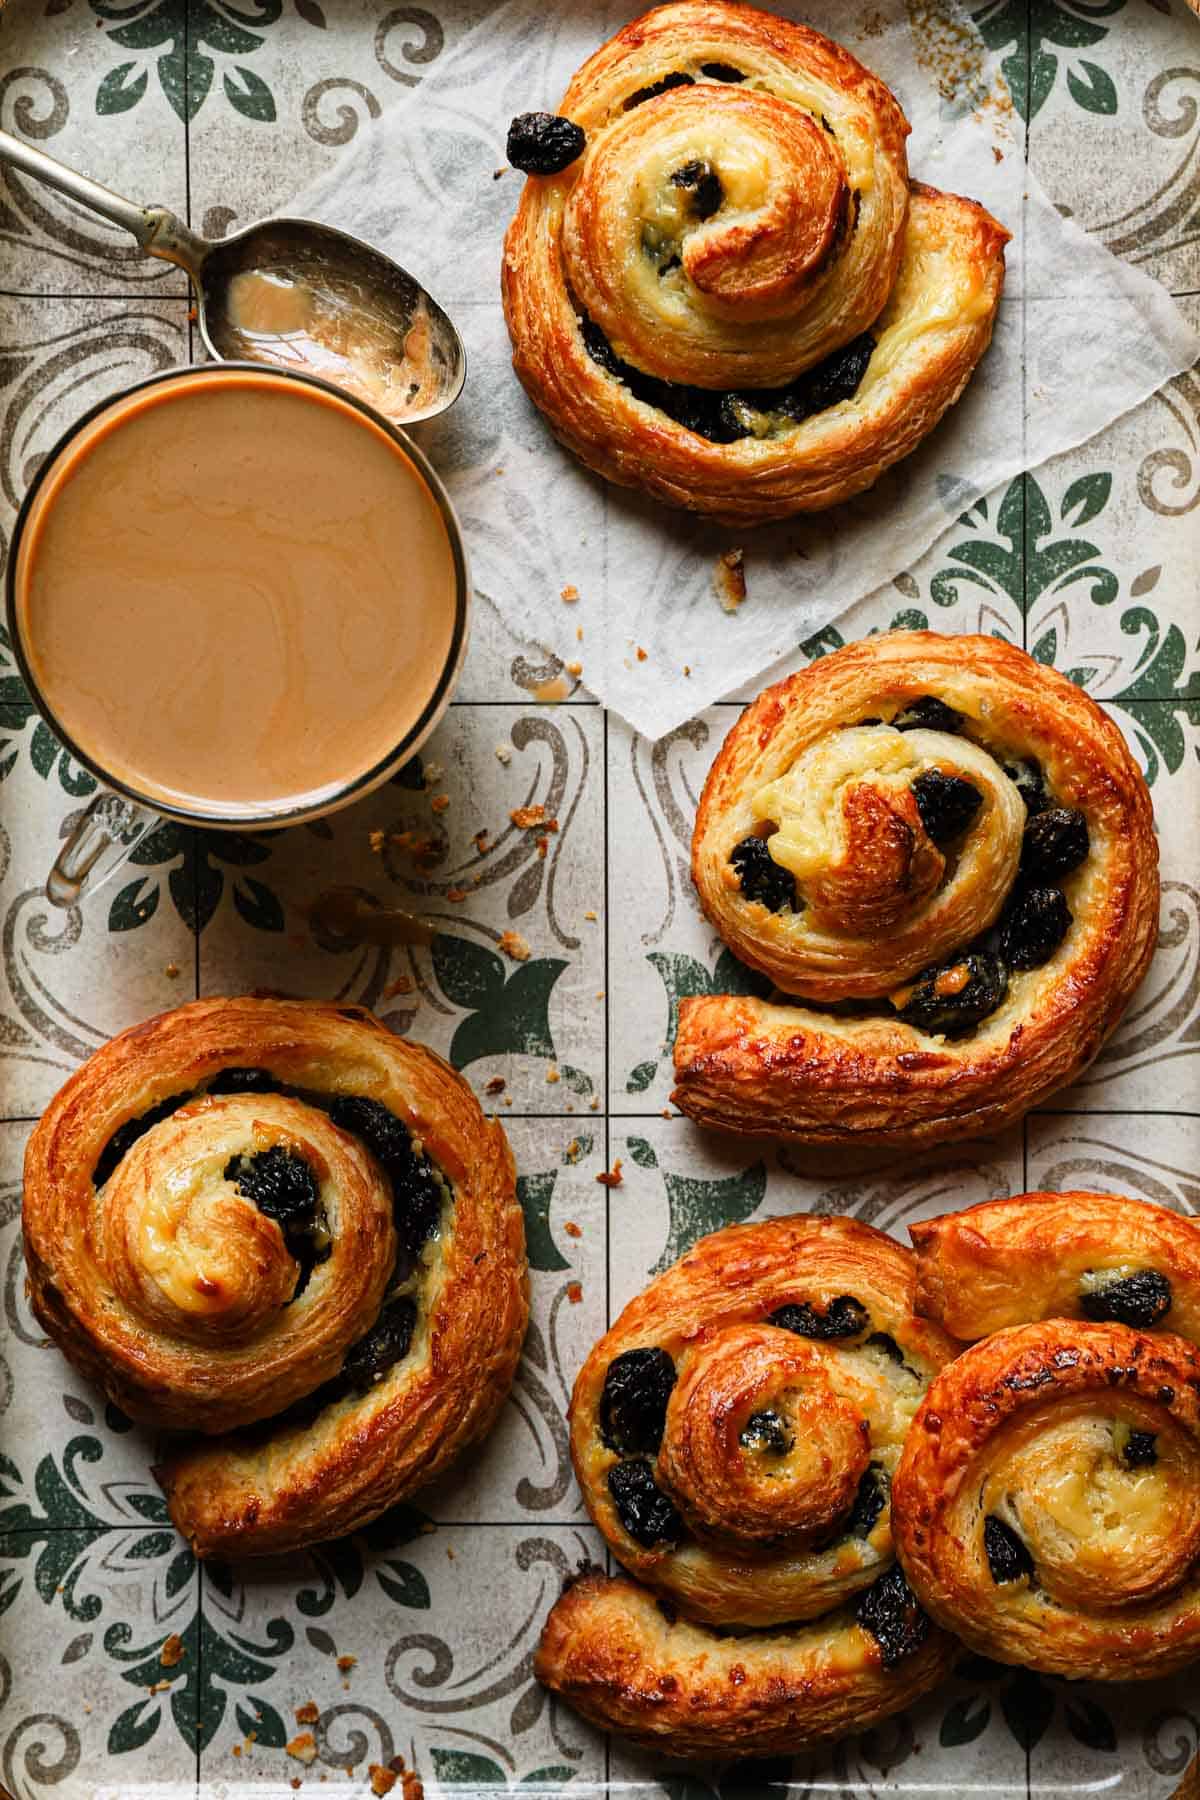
[[938, 1657, 1118, 1757], [971, 0, 1126, 122], [107, 817, 285, 935], [626, 948, 770, 1097], [89, 0, 297, 125], [622, 1135, 766, 1275], [430, 1748, 578, 1791], [0, 628, 96, 797]]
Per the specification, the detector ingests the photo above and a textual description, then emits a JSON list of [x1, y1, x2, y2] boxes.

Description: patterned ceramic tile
[[185, 0, 505, 242], [1027, 1111, 1200, 1210], [0, 4, 188, 297], [194, 706, 606, 1116], [196, 1523, 606, 1797], [1020, 0, 1200, 296]]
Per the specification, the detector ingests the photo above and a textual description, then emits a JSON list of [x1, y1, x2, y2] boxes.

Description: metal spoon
[[0, 128, 466, 423]]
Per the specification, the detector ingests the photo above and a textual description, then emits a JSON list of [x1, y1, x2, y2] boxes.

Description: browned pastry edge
[[672, 632, 1159, 1149], [910, 1190, 1200, 1345], [23, 997, 529, 1557], [892, 1318, 1200, 1680], [534, 1568, 957, 1756]]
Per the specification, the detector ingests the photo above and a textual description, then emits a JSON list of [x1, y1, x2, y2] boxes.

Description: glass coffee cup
[[5, 362, 470, 906]]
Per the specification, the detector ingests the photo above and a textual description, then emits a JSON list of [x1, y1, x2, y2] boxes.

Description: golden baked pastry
[[501, 1, 1008, 522], [892, 1317, 1200, 1680], [674, 631, 1159, 1149], [535, 1215, 960, 1754], [23, 997, 528, 1556], [911, 1190, 1200, 1346]]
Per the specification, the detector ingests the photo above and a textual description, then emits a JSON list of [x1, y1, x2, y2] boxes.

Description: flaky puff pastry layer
[[675, 631, 1159, 1149], [535, 1566, 957, 1758], [501, 2, 1007, 522], [569, 1215, 958, 1627], [911, 1191, 1200, 1346], [23, 998, 528, 1557], [893, 1319, 1200, 1680]]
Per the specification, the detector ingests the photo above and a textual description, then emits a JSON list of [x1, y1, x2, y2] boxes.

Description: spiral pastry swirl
[[911, 1190, 1200, 1347], [535, 1216, 959, 1754], [893, 1318, 1200, 1680], [675, 631, 1159, 1149], [501, 2, 1008, 520], [23, 998, 528, 1556]]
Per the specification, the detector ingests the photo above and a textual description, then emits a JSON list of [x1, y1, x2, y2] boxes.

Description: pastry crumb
[[383, 975, 413, 999], [535, 834, 549, 859], [636, 645, 648, 661], [584, 909, 597, 921], [546, 1066, 561, 1084], [430, 793, 450, 814], [287, 1732, 318, 1765], [566, 660, 583, 677], [596, 1160, 623, 1188], [446, 1546, 455, 1560], [147, 1678, 172, 1694], [595, 990, 605, 1000], [164, 962, 181, 979], [232, 1744, 242, 1757], [368, 829, 385, 852], [294, 1701, 320, 1725], [566, 1281, 583, 1303], [370, 1767, 399, 1797], [445, 886, 468, 903], [499, 929, 531, 961], [560, 584, 579, 603], [504, 1095, 513, 1106], [473, 829, 491, 854], [493, 168, 506, 181], [484, 1075, 507, 1095], [564, 1220, 582, 1238], [714, 547, 747, 613], [160, 1632, 184, 1667], [683, 664, 691, 677], [576, 625, 584, 642], [511, 803, 546, 829], [495, 743, 513, 765], [290, 1782, 302, 1793], [336, 1654, 357, 1673], [589, 1096, 600, 1111]]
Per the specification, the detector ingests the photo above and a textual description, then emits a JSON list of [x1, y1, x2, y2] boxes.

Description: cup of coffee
[[6, 362, 469, 905]]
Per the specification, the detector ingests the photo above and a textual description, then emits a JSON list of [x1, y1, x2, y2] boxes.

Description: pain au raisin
[[730, 835, 798, 912], [670, 158, 723, 219], [999, 884, 1071, 970], [854, 1565, 930, 1667], [599, 1348, 677, 1455], [912, 770, 982, 845], [739, 1409, 792, 1456], [341, 1296, 417, 1394], [328, 1096, 441, 1257], [897, 952, 1008, 1036], [1020, 807, 1090, 880]]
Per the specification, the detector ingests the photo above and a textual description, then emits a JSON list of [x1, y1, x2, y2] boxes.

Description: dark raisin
[[892, 696, 963, 735], [226, 1146, 328, 1297], [607, 1460, 684, 1548], [506, 112, 586, 175], [94, 1092, 191, 1186], [998, 885, 1071, 970], [897, 952, 1008, 1037], [624, 71, 695, 109], [1020, 807, 1090, 880], [341, 1296, 417, 1395], [739, 1409, 792, 1456], [729, 836, 798, 912], [912, 770, 982, 845], [580, 314, 624, 379], [847, 1464, 889, 1537], [1079, 1269, 1172, 1328], [700, 61, 744, 81], [854, 1564, 930, 1668], [1003, 757, 1050, 815], [208, 1066, 276, 1095], [1122, 1430, 1158, 1469], [983, 1515, 1033, 1584], [599, 1348, 677, 1455], [670, 159, 723, 220], [769, 1295, 869, 1340], [329, 1096, 442, 1257], [754, 332, 874, 427]]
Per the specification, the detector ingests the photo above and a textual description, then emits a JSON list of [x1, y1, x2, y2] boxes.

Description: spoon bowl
[[198, 218, 467, 423], [0, 130, 467, 426]]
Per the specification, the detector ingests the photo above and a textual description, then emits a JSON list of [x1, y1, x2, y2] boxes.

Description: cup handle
[[47, 792, 157, 908]]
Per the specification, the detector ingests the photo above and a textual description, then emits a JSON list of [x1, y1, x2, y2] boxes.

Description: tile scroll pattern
[[0, 2, 1198, 1797]]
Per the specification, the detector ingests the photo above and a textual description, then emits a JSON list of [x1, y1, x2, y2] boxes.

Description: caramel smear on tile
[[307, 887, 432, 948], [714, 547, 747, 613], [160, 1633, 185, 1668], [499, 929, 531, 961]]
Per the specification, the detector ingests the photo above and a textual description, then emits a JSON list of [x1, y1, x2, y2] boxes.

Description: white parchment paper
[[286, 0, 1199, 739]]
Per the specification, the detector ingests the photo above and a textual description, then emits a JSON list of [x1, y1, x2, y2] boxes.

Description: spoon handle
[[0, 127, 207, 274]]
